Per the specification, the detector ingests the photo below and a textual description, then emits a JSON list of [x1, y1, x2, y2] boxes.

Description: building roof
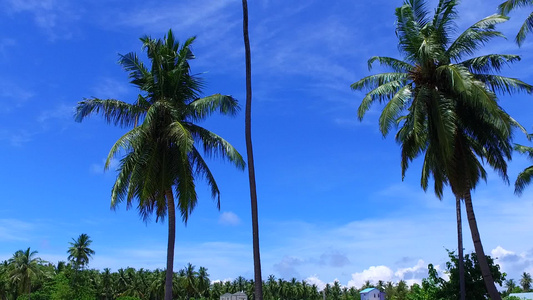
[[360, 288, 377, 294], [509, 292, 533, 300], [221, 293, 232, 296]]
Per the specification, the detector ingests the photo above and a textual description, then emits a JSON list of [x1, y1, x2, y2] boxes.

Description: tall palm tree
[[513, 144, 533, 194], [67, 233, 95, 270], [241, 1, 263, 300], [352, 1, 532, 299], [498, 0, 533, 46], [8, 248, 45, 300], [521, 272, 532, 291], [75, 30, 245, 300]]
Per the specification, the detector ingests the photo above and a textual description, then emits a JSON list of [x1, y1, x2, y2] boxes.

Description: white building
[[220, 291, 248, 300], [360, 287, 386, 300]]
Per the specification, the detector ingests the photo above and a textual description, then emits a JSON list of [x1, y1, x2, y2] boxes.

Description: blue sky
[[1, 0, 533, 289]]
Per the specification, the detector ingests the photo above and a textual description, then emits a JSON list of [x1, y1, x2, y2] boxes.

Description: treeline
[[0, 244, 528, 300]]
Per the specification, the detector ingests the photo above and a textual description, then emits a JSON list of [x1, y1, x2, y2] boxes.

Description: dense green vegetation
[[0, 242, 524, 300]]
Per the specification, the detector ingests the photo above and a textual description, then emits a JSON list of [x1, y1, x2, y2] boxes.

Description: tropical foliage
[[513, 144, 533, 194], [498, 0, 533, 46], [68, 234, 95, 271], [74, 30, 245, 300], [352, 0, 532, 298], [0, 245, 518, 300]]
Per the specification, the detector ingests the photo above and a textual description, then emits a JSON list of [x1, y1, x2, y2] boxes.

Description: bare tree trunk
[[456, 196, 465, 300], [165, 189, 176, 300], [464, 191, 501, 300], [242, 1, 263, 300]]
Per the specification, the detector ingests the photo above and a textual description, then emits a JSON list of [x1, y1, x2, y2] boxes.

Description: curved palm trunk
[[464, 191, 501, 300], [165, 190, 176, 300], [456, 196, 465, 300], [242, 1, 263, 300]]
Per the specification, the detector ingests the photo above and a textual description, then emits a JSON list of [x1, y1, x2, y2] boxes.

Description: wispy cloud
[[90, 78, 131, 100], [0, 81, 34, 113], [3, 0, 80, 40], [218, 211, 241, 226], [0, 219, 34, 241], [0, 129, 33, 146], [37, 103, 73, 125], [90, 158, 119, 174]]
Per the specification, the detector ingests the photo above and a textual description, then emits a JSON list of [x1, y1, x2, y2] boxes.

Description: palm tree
[[505, 278, 517, 294], [8, 248, 45, 300], [521, 272, 532, 291], [352, 1, 532, 299], [67, 233, 95, 270], [513, 144, 533, 194], [75, 30, 245, 300], [498, 0, 533, 46], [241, 1, 263, 300]]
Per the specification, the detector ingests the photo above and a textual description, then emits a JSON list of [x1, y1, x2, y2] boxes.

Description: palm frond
[[432, 0, 458, 47], [515, 166, 533, 195], [516, 11, 533, 46], [473, 74, 533, 95], [357, 79, 410, 120], [119, 52, 151, 89], [447, 14, 508, 61], [498, 0, 533, 15], [190, 147, 221, 208], [105, 126, 143, 170], [379, 85, 412, 136], [460, 54, 521, 73], [187, 124, 245, 169], [368, 56, 413, 72], [187, 94, 240, 121], [75, 98, 143, 127]]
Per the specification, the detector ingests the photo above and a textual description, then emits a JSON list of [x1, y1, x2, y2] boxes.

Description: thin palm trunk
[[165, 189, 176, 300], [464, 191, 501, 300], [456, 196, 465, 300], [242, 1, 263, 299]]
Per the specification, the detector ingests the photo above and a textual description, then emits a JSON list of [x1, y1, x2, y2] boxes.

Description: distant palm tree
[[75, 30, 245, 300], [241, 1, 263, 300], [521, 272, 532, 291], [67, 233, 95, 270], [513, 144, 533, 194], [352, 1, 532, 299], [498, 0, 533, 46], [8, 248, 45, 300], [505, 278, 517, 294]]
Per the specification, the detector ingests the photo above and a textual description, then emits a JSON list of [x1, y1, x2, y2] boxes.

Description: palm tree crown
[[67, 233, 95, 270], [352, 0, 532, 298], [498, 0, 533, 46], [8, 248, 45, 298], [75, 29, 245, 300]]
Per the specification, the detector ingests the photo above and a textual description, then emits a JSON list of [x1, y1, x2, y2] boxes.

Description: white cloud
[[491, 246, 533, 280], [347, 265, 394, 288], [218, 211, 241, 226], [305, 275, 327, 290]]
